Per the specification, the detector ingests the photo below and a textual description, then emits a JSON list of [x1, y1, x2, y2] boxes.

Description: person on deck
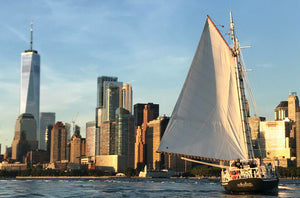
[[234, 159, 243, 169]]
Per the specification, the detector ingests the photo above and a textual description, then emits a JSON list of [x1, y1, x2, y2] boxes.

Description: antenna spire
[[30, 21, 33, 50]]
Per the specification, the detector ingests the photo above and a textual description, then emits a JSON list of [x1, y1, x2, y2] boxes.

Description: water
[[0, 178, 299, 197]]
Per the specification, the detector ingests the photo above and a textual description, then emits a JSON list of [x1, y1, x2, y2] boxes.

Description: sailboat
[[158, 12, 279, 194]]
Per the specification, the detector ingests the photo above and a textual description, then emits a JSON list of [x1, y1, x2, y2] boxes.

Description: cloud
[[4, 25, 27, 43]]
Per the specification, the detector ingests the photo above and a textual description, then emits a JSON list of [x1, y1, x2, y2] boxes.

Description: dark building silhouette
[[12, 113, 38, 162], [134, 103, 159, 127]]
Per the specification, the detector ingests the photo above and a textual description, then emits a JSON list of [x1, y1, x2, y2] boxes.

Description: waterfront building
[[145, 115, 169, 170], [133, 103, 159, 127], [0, 161, 27, 171], [20, 23, 40, 142], [95, 155, 126, 172], [45, 125, 53, 161], [86, 121, 96, 157], [70, 135, 82, 164], [115, 108, 135, 168], [69, 125, 86, 164], [39, 112, 55, 150], [12, 113, 38, 162], [259, 120, 293, 159], [50, 122, 67, 162], [296, 107, 300, 167], [25, 149, 48, 165], [121, 83, 132, 113], [134, 104, 159, 169]]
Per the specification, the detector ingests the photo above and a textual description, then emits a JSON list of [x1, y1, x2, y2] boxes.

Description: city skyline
[[1, 1, 300, 152]]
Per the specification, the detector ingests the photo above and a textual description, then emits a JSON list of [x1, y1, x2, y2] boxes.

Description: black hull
[[222, 178, 279, 194]]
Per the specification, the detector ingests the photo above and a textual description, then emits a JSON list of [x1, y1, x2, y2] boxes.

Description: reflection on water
[[0, 178, 298, 197]]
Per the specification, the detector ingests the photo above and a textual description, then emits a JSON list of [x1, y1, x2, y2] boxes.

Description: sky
[[0, 0, 300, 153]]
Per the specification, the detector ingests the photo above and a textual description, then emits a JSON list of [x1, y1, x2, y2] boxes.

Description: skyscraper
[[121, 83, 132, 113], [115, 108, 135, 168], [86, 121, 96, 157], [97, 76, 118, 108], [50, 122, 67, 163], [20, 22, 40, 143], [95, 76, 123, 156], [104, 82, 122, 121], [288, 92, 299, 121], [12, 113, 38, 162], [134, 104, 159, 169], [145, 115, 169, 170], [134, 103, 159, 127], [39, 112, 55, 150]]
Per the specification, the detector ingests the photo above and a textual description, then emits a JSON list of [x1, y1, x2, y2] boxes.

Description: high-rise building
[[115, 108, 135, 168], [134, 104, 159, 169], [70, 134, 83, 164], [99, 121, 116, 155], [12, 113, 38, 162], [45, 125, 53, 161], [134, 103, 159, 127], [86, 121, 96, 157], [95, 76, 123, 156], [104, 83, 122, 121], [121, 83, 132, 113], [97, 76, 118, 108], [259, 120, 293, 159], [296, 107, 300, 167], [145, 115, 169, 170], [39, 112, 55, 150], [20, 23, 40, 143], [50, 122, 67, 162], [288, 92, 299, 121], [65, 123, 71, 142]]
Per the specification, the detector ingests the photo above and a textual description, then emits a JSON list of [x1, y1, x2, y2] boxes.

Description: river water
[[0, 178, 299, 197]]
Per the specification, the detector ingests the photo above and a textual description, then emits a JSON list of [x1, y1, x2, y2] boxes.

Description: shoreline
[[12, 176, 300, 180]]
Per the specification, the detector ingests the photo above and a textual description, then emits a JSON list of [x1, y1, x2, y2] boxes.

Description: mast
[[230, 12, 254, 159], [30, 21, 33, 51]]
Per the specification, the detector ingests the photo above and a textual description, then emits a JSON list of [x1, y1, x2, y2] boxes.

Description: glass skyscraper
[[97, 76, 118, 108], [39, 112, 55, 150], [20, 23, 40, 144]]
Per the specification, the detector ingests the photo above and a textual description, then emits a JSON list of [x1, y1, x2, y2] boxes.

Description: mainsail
[[158, 16, 249, 161]]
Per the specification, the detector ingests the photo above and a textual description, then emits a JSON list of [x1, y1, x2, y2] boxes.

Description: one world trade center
[[20, 22, 40, 143]]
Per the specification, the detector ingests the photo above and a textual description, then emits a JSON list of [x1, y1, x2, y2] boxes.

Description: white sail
[[158, 17, 248, 161]]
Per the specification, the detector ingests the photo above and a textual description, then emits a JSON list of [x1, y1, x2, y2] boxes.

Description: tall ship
[[158, 12, 279, 194]]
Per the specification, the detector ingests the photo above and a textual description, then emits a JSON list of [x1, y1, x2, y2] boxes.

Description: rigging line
[[239, 50, 259, 117], [239, 50, 264, 158]]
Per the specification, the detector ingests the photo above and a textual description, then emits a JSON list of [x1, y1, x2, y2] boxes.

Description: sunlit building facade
[[121, 83, 132, 113], [259, 121, 292, 159], [86, 121, 96, 157]]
